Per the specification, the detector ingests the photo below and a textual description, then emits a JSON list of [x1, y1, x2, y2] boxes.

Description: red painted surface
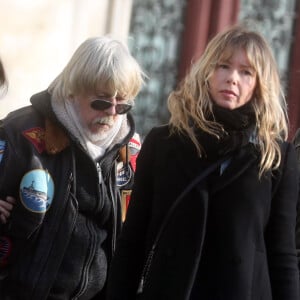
[[287, 1, 300, 139], [178, 0, 240, 81]]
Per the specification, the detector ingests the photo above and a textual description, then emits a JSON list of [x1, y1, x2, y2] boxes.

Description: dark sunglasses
[[90, 98, 134, 114]]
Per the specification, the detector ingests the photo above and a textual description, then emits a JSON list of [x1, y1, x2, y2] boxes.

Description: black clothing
[[0, 91, 134, 299], [107, 124, 299, 300], [292, 128, 300, 272]]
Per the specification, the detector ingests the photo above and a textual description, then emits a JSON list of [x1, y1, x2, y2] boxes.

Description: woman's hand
[[0, 196, 16, 224]]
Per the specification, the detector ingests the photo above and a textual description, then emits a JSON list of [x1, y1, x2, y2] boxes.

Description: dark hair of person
[[0, 58, 8, 95]]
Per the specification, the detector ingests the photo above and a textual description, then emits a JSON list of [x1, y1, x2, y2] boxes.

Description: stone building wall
[[0, 0, 132, 117]]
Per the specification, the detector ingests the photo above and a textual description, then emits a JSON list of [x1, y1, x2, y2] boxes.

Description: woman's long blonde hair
[[168, 24, 287, 177]]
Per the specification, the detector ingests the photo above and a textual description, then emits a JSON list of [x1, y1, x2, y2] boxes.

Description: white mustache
[[92, 116, 114, 127]]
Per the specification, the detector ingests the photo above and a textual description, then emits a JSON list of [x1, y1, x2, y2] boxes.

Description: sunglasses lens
[[90, 99, 133, 114], [90, 99, 112, 111], [115, 104, 132, 114]]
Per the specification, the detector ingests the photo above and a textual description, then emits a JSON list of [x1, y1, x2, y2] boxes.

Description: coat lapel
[[170, 133, 259, 192], [211, 144, 259, 194], [171, 134, 208, 180]]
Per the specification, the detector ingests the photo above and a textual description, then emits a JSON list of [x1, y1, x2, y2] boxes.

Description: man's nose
[[104, 98, 117, 115]]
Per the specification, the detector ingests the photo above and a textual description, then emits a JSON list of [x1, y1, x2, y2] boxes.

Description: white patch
[[19, 169, 55, 213]]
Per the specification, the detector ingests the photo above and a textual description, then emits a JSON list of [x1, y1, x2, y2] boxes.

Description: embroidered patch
[[128, 133, 141, 171], [0, 236, 12, 267], [0, 140, 6, 163], [116, 163, 132, 187], [22, 127, 45, 153], [19, 169, 54, 213], [121, 190, 132, 222]]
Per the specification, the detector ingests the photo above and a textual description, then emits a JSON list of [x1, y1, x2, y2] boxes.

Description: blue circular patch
[[19, 169, 54, 213], [116, 164, 132, 187]]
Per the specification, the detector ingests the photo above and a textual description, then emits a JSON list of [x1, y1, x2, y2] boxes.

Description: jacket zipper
[[109, 166, 117, 254], [71, 162, 100, 299], [97, 158, 118, 255], [71, 219, 97, 299]]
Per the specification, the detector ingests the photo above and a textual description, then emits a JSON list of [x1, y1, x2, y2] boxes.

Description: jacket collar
[[44, 117, 70, 154], [169, 130, 259, 192], [30, 90, 135, 158]]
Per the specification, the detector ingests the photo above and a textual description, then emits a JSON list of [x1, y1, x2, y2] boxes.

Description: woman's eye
[[242, 69, 253, 76], [218, 64, 228, 69]]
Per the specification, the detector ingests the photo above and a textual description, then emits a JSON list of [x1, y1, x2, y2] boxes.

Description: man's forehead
[[95, 90, 118, 97]]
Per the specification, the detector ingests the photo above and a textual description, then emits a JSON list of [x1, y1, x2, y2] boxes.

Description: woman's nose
[[226, 70, 238, 84]]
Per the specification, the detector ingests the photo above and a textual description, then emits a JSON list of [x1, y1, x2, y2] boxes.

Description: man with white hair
[[0, 36, 144, 299]]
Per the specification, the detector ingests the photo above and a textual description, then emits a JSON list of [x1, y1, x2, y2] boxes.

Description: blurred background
[[0, 0, 300, 139]]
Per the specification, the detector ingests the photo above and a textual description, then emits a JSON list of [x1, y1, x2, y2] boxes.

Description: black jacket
[[107, 125, 299, 300], [292, 128, 300, 271], [0, 91, 135, 299]]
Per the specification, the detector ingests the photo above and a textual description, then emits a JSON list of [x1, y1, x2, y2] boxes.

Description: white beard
[[81, 115, 116, 143], [52, 96, 127, 160]]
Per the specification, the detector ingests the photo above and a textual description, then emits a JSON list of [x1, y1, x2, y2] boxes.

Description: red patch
[[121, 190, 132, 222], [22, 127, 46, 153], [128, 134, 141, 171]]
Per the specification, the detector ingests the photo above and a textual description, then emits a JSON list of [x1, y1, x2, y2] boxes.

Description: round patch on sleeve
[[116, 162, 132, 187], [0, 140, 6, 163], [19, 169, 54, 213]]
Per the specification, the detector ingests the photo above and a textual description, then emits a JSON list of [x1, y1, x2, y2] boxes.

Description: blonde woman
[[107, 25, 299, 299]]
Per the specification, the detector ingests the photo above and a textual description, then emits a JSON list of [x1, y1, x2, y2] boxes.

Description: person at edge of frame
[[106, 24, 300, 300], [0, 58, 7, 92], [0, 36, 144, 300], [0, 57, 14, 228]]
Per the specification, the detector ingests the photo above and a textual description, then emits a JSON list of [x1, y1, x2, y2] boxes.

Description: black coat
[[0, 91, 134, 299], [107, 125, 299, 300], [292, 128, 300, 270]]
